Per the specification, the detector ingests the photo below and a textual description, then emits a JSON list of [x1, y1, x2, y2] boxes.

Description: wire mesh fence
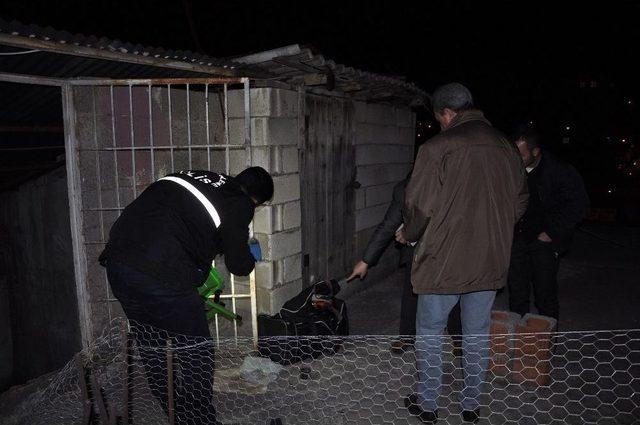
[[4, 319, 639, 425]]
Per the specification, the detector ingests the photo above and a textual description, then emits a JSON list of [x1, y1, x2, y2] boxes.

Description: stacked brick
[[489, 311, 558, 386]]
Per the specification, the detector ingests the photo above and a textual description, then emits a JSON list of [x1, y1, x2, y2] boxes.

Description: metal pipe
[[0, 71, 66, 86]]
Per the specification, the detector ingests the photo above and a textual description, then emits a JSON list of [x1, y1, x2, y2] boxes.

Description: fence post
[[167, 338, 175, 425]]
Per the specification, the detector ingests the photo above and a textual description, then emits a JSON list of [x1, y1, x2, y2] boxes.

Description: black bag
[[258, 279, 349, 365]]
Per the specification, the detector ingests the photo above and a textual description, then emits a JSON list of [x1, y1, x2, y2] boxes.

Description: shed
[[0, 18, 427, 389]]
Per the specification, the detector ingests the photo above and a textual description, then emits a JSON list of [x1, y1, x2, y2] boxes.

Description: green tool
[[197, 267, 242, 323]]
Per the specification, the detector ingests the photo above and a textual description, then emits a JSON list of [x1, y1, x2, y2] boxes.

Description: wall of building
[[0, 166, 81, 389]]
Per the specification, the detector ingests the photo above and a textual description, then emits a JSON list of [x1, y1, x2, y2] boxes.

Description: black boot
[[404, 394, 438, 424], [462, 408, 480, 423]]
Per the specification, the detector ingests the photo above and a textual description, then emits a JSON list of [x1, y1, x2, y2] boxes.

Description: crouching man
[[99, 167, 273, 425]]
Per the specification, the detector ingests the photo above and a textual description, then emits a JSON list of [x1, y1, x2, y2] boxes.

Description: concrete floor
[[347, 223, 640, 334]]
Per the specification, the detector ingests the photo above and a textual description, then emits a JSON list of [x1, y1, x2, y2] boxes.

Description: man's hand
[[347, 261, 369, 281], [395, 229, 408, 245], [537, 232, 552, 242]]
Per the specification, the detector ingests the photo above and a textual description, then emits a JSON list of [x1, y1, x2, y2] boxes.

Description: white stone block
[[280, 146, 299, 173], [257, 279, 303, 314], [283, 253, 302, 283], [282, 201, 301, 230], [270, 173, 300, 204], [256, 229, 302, 261]]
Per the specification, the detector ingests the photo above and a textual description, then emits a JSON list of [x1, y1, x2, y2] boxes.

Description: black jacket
[[515, 152, 589, 253], [99, 170, 256, 288], [362, 178, 414, 267]]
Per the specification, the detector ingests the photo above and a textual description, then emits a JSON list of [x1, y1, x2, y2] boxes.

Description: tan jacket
[[404, 110, 528, 294]]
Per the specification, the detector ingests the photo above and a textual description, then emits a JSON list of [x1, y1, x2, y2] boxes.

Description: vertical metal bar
[[128, 85, 137, 198], [187, 83, 192, 169], [168, 84, 175, 172], [110, 87, 122, 214], [167, 339, 175, 425], [231, 274, 238, 340], [148, 84, 155, 180], [121, 323, 130, 425], [243, 78, 252, 167], [62, 84, 92, 348], [250, 270, 258, 347], [205, 84, 211, 171], [224, 83, 230, 174]]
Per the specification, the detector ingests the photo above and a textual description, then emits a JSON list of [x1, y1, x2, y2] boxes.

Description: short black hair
[[513, 126, 541, 150], [431, 83, 474, 114], [235, 167, 274, 204]]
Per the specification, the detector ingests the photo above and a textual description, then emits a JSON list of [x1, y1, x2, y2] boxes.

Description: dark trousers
[[507, 240, 560, 320], [106, 261, 217, 425], [398, 264, 462, 337]]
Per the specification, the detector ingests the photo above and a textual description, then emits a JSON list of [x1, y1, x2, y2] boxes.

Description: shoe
[[404, 394, 438, 424], [461, 409, 480, 423]]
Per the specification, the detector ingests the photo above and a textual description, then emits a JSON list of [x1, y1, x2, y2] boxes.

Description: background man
[[400, 83, 528, 423], [508, 128, 589, 321], [100, 166, 274, 425]]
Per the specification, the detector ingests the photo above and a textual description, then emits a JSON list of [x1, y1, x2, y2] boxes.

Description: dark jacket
[[515, 151, 589, 253], [362, 178, 414, 267], [404, 110, 528, 295], [99, 170, 256, 288]]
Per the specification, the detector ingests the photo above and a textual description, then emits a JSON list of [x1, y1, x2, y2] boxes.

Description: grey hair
[[431, 83, 474, 114]]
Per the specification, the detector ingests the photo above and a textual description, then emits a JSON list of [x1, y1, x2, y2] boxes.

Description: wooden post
[[75, 354, 93, 425], [167, 339, 175, 425], [121, 323, 131, 425]]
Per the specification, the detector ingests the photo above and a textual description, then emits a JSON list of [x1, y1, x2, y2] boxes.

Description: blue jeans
[[415, 290, 496, 411]]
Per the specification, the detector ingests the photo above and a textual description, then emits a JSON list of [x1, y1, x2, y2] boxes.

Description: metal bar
[[110, 87, 122, 214], [62, 84, 93, 348], [231, 274, 238, 339], [67, 77, 243, 86], [83, 207, 125, 211], [243, 78, 252, 168], [77, 144, 244, 151], [168, 85, 175, 172], [224, 83, 230, 174], [0, 71, 66, 86], [250, 270, 258, 347], [0, 34, 240, 78], [167, 339, 175, 425], [128, 85, 138, 198], [205, 84, 211, 171], [148, 84, 155, 180], [187, 84, 192, 168]]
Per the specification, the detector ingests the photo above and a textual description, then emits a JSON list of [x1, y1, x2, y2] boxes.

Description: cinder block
[[280, 146, 299, 173], [399, 127, 416, 146], [270, 174, 300, 205], [365, 183, 395, 207], [282, 253, 302, 283], [251, 146, 273, 173], [253, 205, 275, 234], [257, 279, 303, 315], [255, 260, 279, 290], [282, 201, 301, 230], [255, 229, 302, 261], [396, 108, 414, 127], [356, 203, 390, 232], [227, 88, 298, 119], [357, 163, 412, 188]]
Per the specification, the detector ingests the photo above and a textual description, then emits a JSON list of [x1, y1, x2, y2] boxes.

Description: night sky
[[1, 0, 639, 210]]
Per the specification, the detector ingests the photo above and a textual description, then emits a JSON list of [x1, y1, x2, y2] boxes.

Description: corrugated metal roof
[[233, 45, 429, 106]]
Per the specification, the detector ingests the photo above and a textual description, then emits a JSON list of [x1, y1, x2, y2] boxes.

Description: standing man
[[400, 83, 528, 423], [99, 167, 273, 425], [347, 175, 463, 352], [508, 128, 588, 320]]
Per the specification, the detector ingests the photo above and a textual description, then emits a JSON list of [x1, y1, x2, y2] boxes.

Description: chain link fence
[[3, 319, 639, 425]]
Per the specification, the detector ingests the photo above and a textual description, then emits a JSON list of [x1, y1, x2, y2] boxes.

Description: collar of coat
[[447, 109, 491, 130]]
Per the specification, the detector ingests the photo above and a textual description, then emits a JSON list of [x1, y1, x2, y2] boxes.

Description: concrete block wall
[[347, 101, 415, 295], [227, 88, 304, 315]]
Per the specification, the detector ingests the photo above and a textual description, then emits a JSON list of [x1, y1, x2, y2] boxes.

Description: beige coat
[[404, 110, 528, 294]]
